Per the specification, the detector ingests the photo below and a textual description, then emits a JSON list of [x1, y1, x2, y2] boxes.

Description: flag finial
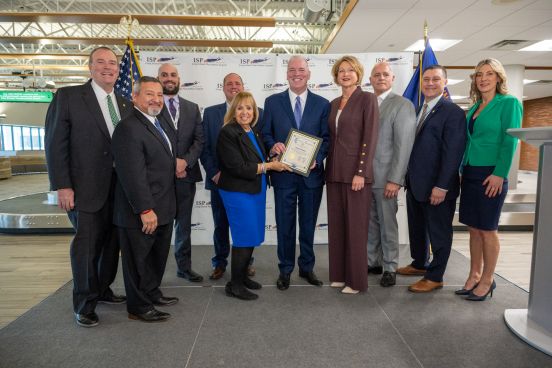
[[424, 20, 428, 43]]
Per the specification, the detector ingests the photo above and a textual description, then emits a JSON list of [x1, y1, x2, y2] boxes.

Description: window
[[0, 125, 45, 152]]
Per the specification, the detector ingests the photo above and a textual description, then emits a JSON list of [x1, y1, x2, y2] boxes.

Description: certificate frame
[[279, 128, 322, 177]]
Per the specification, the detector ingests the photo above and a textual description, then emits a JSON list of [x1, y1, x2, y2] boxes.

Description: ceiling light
[[519, 40, 552, 51], [451, 95, 468, 100], [447, 79, 464, 86], [523, 79, 538, 85], [405, 39, 462, 52]]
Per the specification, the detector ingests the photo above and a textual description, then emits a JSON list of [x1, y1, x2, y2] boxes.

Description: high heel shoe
[[454, 282, 479, 295], [466, 280, 496, 301]]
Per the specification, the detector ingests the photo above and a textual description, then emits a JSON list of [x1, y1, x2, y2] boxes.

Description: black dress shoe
[[98, 293, 126, 304], [177, 269, 204, 282], [152, 296, 179, 306], [75, 312, 99, 327], [244, 277, 262, 290], [128, 308, 171, 322], [299, 270, 323, 286], [276, 273, 290, 290], [380, 271, 396, 287], [225, 282, 258, 300], [368, 265, 383, 275]]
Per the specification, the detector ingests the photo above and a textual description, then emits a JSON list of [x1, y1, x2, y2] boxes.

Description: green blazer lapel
[[477, 93, 503, 120]]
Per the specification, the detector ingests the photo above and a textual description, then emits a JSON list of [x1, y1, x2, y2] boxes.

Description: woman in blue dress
[[216, 91, 291, 300]]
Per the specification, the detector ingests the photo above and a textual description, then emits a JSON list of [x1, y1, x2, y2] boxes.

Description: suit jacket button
[[358, 169, 363, 173], [363, 144, 367, 147], [103, 151, 108, 155], [360, 161, 364, 164]]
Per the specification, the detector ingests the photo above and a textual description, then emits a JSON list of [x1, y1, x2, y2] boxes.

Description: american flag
[[115, 39, 142, 100]]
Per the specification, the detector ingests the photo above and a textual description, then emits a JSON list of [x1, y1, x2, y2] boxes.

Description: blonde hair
[[331, 55, 364, 86], [223, 91, 259, 127], [469, 58, 509, 103]]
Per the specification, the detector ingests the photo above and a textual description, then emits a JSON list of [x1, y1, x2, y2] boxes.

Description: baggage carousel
[[0, 191, 536, 234], [0, 192, 74, 234]]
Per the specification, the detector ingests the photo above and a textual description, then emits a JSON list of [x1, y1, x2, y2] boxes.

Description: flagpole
[[418, 20, 428, 107]]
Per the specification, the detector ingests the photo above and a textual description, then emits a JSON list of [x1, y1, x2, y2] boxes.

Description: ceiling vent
[[487, 40, 534, 50]]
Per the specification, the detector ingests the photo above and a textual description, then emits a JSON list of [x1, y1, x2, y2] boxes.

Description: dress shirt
[[418, 93, 442, 123], [136, 108, 172, 153], [163, 95, 180, 129], [288, 89, 308, 116], [377, 88, 392, 107], [91, 79, 120, 137]]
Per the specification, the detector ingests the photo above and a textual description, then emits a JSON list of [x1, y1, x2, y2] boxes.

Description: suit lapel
[[115, 94, 131, 118], [136, 110, 173, 157], [281, 90, 297, 129], [234, 124, 263, 161], [160, 106, 176, 134], [417, 97, 443, 135], [81, 82, 111, 141]]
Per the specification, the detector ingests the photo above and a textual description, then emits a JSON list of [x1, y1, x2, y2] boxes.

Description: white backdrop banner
[[139, 52, 413, 245]]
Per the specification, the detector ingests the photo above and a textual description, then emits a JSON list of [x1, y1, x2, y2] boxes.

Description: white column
[[504, 64, 525, 190]]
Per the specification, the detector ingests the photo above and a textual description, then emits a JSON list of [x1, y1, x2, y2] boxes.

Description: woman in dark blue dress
[[216, 92, 291, 300], [457, 58, 522, 301]]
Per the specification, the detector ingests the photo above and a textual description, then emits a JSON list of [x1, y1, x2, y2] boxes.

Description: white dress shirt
[[91, 79, 120, 137]]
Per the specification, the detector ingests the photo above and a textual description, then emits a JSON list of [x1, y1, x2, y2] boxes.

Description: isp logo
[[308, 82, 338, 91], [180, 81, 203, 90], [192, 57, 225, 66], [240, 57, 273, 66], [263, 82, 288, 91], [282, 57, 311, 66], [143, 56, 177, 64], [375, 56, 404, 64], [328, 58, 337, 65]]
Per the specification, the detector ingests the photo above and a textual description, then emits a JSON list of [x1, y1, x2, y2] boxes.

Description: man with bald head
[[366, 62, 416, 287], [157, 63, 204, 282], [200, 73, 261, 280]]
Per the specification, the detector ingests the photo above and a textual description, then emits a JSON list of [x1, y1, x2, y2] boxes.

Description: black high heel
[[454, 282, 479, 295], [466, 280, 496, 301]]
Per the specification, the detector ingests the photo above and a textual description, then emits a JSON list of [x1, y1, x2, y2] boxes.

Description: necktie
[[416, 103, 429, 135], [106, 95, 120, 126], [154, 119, 170, 147], [294, 96, 302, 129], [168, 97, 177, 121]]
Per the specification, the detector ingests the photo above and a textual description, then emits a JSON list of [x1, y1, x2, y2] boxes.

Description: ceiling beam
[[321, 0, 358, 54], [0, 36, 273, 48], [0, 12, 276, 27]]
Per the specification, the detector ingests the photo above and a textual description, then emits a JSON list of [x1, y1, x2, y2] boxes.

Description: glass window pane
[[13, 126, 23, 150], [39, 128, 45, 150], [22, 127, 31, 150], [31, 128, 40, 150], [1, 126, 13, 151]]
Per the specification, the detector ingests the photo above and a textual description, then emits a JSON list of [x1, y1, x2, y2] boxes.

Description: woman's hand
[[351, 175, 365, 191], [483, 174, 504, 198], [267, 161, 292, 172]]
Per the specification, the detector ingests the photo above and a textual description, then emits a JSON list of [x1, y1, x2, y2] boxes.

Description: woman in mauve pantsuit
[[326, 55, 379, 294]]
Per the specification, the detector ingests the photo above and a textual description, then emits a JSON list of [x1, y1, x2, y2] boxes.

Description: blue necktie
[[294, 96, 302, 129], [154, 118, 170, 147], [168, 97, 177, 121]]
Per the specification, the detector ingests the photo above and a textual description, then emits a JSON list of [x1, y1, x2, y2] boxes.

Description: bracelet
[[261, 163, 266, 174], [141, 209, 152, 215]]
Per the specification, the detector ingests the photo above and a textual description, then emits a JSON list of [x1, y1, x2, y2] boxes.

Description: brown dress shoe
[[397, 264, 426, 276], [408, 278, 444, 293], [209, 267, 225, 280]]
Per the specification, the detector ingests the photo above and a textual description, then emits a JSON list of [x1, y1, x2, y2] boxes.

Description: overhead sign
[[0, 91, 53, 103]]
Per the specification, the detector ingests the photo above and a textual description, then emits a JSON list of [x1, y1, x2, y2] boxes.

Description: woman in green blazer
[[457, 58, 522, 301]]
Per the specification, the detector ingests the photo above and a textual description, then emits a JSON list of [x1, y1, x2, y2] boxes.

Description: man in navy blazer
[[157, 63, 204, 283], [262, 55, 330, 290], [200, 73, 261, 280], [397, 65, 466, 292]]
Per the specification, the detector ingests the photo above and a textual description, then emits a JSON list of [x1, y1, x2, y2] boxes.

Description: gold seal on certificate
[[280, 129, 322, 177]]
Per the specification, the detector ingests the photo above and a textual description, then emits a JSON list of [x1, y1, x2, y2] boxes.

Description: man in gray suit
[[367, 62, 416, 287]]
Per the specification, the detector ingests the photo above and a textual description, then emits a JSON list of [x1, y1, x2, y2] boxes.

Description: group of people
[[44, 46, 522, 327]]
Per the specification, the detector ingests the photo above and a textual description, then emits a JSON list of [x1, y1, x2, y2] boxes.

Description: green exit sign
[[0, 91, 53, 103]]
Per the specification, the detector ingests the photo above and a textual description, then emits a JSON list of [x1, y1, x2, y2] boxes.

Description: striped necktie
[[415, 103, 429, 135], [106, 95, 120, 126], [294, 96, 302, 129]]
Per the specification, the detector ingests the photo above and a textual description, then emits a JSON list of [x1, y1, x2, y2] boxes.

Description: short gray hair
[[133, 76, 162, 94]]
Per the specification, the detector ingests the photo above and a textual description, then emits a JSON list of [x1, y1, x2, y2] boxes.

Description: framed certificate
[[279, 129, 322, 177]]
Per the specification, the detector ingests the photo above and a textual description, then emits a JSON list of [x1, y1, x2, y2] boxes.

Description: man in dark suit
[[200, 73, 261, 280], [112, 76, 178, 323], [262, 55, 330, 290], [157, 63, 204, 282], [397, 65, 467, 292], [45, 46, 132, 327]]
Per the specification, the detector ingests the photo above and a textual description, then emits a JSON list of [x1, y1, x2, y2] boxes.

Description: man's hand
[[212, 171, 221, 185], [351, 175, 365, 191], [384, 182, 401, 199], [429, 187, 446, 206], [483, 174, 504, 198], [176, 158, 188, 178], [140, 210, 158, 234], [270, 142, 286, 156], [310, 161, 317, 170], [57, 188, 75, 211]]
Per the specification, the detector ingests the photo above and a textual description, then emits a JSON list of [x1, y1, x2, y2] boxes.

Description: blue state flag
[[403, 40, 451, 110], [115, 40, 142, 101]]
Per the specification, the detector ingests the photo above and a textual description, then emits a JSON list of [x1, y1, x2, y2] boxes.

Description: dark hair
[[423, 64, 447, 79], [133, 76, 162, 94], [88, 46, 117, 65]]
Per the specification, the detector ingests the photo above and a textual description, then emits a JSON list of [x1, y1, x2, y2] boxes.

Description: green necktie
[[106, 94, 120, 126]]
